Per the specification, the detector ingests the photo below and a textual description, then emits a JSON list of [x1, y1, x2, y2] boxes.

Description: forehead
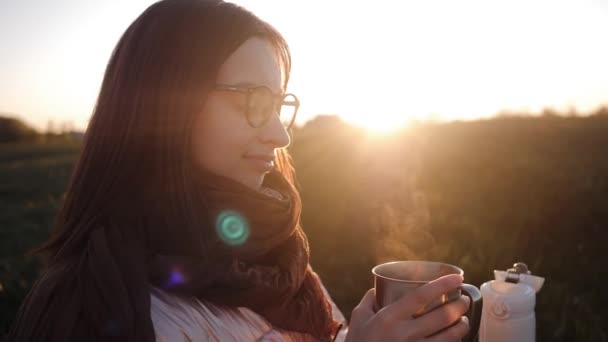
[[216, 37, 283, 93]]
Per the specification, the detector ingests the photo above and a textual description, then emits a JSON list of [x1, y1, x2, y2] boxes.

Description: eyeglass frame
[[214, 84, 299, 130]]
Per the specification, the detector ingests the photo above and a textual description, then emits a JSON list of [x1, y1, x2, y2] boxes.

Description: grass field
[[1, 115, 607, 341]]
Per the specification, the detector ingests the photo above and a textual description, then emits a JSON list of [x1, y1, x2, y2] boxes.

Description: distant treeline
[[0, 116, 83, 143]]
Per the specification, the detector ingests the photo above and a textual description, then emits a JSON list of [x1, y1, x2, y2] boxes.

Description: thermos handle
[[461, 284, 482, 342]]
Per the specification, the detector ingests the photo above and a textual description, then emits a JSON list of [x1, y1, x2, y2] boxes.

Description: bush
[[0, 117, 39, 143]]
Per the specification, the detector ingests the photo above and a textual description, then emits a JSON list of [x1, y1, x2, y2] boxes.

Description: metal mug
[[372, 261, 482, 342]]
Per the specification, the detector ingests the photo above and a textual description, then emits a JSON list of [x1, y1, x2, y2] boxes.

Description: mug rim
[[372, 260, 464, 284]]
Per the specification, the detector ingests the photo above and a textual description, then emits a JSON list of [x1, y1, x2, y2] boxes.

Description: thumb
[[351, 288, 377, 322]]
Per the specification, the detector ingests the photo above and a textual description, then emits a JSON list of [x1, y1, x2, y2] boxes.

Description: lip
[[245, 153, 275, 162], [244, 154, 275, 172]]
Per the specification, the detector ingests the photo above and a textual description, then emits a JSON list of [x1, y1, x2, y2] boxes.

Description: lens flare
[[163, 269, 185, 289], [216, 210, 249, 246]]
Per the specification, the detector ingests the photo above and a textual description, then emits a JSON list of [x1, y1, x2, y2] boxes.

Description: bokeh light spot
[[216, 210, 249, 246], [163, 269, 185, 289]]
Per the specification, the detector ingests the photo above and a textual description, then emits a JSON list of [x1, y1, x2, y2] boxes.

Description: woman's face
[[191, 37, 291, 191]]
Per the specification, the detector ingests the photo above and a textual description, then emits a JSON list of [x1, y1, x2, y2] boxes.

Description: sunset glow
[[1, 0, 607, 131]]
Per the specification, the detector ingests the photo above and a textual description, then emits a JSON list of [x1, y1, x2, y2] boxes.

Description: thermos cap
[[495, 262, 545, 293]]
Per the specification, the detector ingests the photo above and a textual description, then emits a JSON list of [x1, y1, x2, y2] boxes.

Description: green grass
[[0, 141, 81, 338], [296, 115, 608, 342], [1, 116, 607, 341]]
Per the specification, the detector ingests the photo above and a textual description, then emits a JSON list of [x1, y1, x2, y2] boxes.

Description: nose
[[258, 112, 291, 148]]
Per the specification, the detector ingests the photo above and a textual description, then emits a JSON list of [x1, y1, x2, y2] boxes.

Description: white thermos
[[479, 262, 545, 342]]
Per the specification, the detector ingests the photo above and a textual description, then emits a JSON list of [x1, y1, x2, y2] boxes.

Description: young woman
[[9, 0, 470, 341]]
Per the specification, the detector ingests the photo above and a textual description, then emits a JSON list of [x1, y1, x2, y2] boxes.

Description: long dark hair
[[9, 0, 296, 340]]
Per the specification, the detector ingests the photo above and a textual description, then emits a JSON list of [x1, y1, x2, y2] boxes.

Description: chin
[[238, 173, 264, 191]]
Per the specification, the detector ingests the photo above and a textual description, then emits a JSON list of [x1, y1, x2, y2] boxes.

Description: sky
[[1, 0, 608, 132]]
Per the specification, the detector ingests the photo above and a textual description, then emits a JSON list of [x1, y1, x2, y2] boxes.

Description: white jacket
[[150, 281, 349, 341]]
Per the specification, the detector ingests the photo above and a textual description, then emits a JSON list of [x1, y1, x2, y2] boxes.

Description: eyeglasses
[[214, 84, 299, 130]]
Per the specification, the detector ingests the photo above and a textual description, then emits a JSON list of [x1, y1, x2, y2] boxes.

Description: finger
[[350, 288, 376, 323], [424, 316, 470, 342], [415, 295, 470, 338], [382, 274, 463, 319]]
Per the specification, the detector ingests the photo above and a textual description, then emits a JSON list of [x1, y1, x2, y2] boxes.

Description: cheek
[[191, 101, 250, 173]]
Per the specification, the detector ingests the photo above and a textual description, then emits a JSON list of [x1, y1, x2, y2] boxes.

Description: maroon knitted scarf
[[147, 168, 341, 341]]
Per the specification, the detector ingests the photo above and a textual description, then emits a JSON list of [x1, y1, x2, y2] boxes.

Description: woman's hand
[[345, 274, 470, 342]]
